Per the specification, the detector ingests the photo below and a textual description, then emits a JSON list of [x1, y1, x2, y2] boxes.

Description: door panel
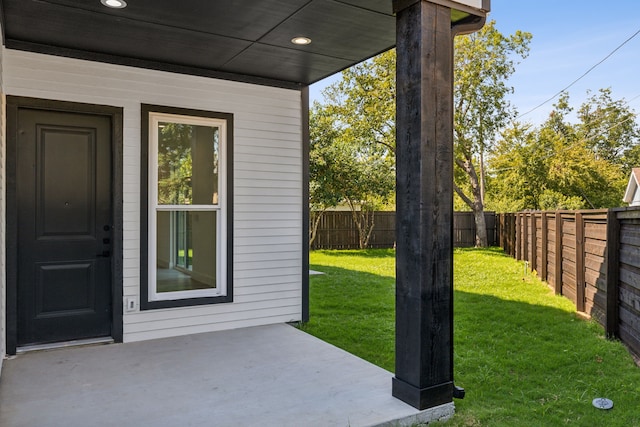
[[38, 126, 96, 237], [36, 262, 94, 315], [16, 109, 113, 346]]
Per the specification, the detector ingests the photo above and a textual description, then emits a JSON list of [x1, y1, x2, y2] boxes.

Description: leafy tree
[[309, 51, 396, 249], [487, 122, 543, 211], [309, 105, 345, 247], [342, 147, 395, 249], [576, 88, 640, 169], [453, 21, 532, 246], [310, 22, 532, 247], [489, 92, 634, 210], [158, 123, 193, 204], [322, 50, 396, 155], [309, 102, 395, 249]]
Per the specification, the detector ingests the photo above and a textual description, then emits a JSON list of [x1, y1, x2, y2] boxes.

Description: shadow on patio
[[0, 324, 452, 427]]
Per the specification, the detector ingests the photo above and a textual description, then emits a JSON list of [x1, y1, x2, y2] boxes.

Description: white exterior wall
[[2, 49, 303, 343]]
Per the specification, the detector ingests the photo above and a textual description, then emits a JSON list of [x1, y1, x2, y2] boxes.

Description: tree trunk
[[473, 208, 488, 247], [479, 149, 485, 205], [455, 156, 488, 247], [347, 199, 375, 249], [362, 210, 376, 248], [309, 210, 325, 249]]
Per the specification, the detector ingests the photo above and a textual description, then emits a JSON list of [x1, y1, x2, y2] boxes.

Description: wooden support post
[[575, 212, 585, 312], [393, 0, 455, 410], [605, 209, 620, 338], [555, 212, 563, 295], [541, 212, 548, 281]]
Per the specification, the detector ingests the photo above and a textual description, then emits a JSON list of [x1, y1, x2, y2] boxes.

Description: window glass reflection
[[157, 123, 219, 205]]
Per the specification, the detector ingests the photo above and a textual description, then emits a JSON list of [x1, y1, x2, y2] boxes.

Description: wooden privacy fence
[[311, 211, 497, 250], [311, 211, 396, 250], [498, 209, 640, 356]]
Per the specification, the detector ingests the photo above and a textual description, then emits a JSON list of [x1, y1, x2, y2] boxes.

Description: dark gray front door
[[16, 108, 113, 346]]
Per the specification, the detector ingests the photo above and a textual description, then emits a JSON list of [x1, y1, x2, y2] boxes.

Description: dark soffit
[[0, 0, 479, 89]]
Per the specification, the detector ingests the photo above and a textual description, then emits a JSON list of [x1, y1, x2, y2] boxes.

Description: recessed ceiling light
[[101, 0, 127, 9], [291, 36, 312, 46]]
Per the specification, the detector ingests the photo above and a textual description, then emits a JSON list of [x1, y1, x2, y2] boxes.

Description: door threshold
[[16, 337, 114, 354]]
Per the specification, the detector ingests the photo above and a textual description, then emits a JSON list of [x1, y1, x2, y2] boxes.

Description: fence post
[[509, 214, 517, 259], [497, 214, 502, 249], [509, 213, 513, 255], [541, 212, 548, 281], [530, 213, 537, 273], [505, 214, 510, 255], [498, 214, 504, 249], [504, 214, 508, 254], [515, 213, 521, 260], [523, 213, 529, 263], [555, 212, 563, 295], [605, 209, 620, 338], [575, 212, 585, 313]]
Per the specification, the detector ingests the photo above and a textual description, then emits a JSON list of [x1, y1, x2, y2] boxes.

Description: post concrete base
[[374, 402, 455, 427]]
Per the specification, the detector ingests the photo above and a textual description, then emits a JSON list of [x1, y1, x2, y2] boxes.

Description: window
[[141, 105, 233, 309]]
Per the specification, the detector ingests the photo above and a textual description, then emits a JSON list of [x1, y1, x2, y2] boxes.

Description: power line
[[518, 28, 640, 119], [580, 93, 640, 136], [628, 93, 640, 104]]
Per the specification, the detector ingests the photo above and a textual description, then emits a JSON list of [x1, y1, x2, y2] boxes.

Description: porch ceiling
[[0, 0, 480, 89]]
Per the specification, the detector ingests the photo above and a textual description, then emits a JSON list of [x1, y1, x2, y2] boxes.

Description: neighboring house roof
[[0, 0, 484, 89], [623, 168, 640, 205]]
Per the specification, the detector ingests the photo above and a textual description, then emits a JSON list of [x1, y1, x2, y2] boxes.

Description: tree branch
[[454, 184, 474, 209], [374, 139, 396, 153], [455, 157, 467, 171]]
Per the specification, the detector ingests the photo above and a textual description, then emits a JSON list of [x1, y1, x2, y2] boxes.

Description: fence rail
[[311, 211, 497, 250], [498, 209, 640, 357]]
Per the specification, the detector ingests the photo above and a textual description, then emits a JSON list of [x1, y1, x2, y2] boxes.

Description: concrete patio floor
[[0, 323, 454, 427]]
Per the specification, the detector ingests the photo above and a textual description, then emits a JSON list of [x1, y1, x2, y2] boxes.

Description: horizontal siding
[[3, 49, 303, 342], [124, 315, 295, 342], [235, 275, 301, 288]]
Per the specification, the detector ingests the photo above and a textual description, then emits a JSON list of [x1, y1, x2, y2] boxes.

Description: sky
[[309, 0, 640, 126]]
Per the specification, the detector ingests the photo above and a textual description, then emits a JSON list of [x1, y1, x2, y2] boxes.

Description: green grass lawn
[[302, 248, 640, 426]]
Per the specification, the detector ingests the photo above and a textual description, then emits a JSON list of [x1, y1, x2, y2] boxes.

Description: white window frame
[[148, 112, 227, 301]]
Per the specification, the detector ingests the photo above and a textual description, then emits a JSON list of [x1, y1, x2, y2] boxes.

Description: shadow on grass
[[454, 246, 511, 258], [312, 248, 396, 259], [305, 258, 640, 427], [317, 246, 512, 259], [450, 290, 640, 426], [304, 263, 396, 372]]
